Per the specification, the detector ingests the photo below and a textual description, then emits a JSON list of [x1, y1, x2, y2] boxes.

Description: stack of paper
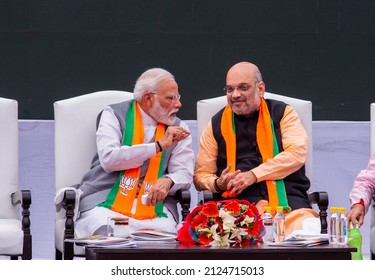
[[65, 229, 179, 248], [65, 235, 136, 248], [130, 229, 177, 242], [265, 233, 329, 247]]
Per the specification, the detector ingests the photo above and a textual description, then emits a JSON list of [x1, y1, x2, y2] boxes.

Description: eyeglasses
[[149, 92, 181, 103], [223, 82, 258, 94]]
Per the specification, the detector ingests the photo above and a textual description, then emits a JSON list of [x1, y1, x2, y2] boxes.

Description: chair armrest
[[11, 190, 32, 230], [173, 189, 191, 221], [308, 191, 329, 234], [60, 189, 76, 212], [11, 190, 32, 260], [61, 189, 76, 260], [11, 190, 31, 206], [197, 191, 214, 205]]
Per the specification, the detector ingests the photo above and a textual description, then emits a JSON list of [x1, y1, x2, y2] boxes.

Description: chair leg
[[10, 256, 18, 260], [22, 234, 32, 260], [56, 249, 63, 260], [63, 190, 76, 260], [63, 242, 74, 260]]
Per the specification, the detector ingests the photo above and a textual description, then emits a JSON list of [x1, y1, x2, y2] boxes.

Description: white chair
[[54, 90, 134, 259], [196, 92, 328, 233], [0, 97, 32, 260], [54, 90, 191, 259], [370, 103, 375, 259]]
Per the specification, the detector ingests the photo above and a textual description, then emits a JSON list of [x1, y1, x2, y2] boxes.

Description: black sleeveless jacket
[[211, 99, 310, 210]]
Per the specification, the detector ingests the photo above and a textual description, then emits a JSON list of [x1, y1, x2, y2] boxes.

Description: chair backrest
[[0, 97, 19, 219], [371, 103, 375, 154], [54, 90, 134, 194], [196, 92, 313, 182]]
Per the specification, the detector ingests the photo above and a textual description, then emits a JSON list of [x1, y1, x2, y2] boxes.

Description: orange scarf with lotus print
[[220, 98, 290, 211], [99, 100, 168, 219]]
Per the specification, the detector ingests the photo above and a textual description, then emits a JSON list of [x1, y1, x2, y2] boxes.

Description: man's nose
[[174, 99, 182, 108], [232, 88, 242, 98]]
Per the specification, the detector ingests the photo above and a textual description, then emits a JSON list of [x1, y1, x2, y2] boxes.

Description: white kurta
[[75, 104, 194, 237]]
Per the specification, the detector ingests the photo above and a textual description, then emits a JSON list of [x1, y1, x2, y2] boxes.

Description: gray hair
[[133, 68, 175, 101], [255, 69, 263, 82]]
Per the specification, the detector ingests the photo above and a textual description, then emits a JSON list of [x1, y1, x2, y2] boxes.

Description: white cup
[[107, 217, 115, 237], [141, 194, 148, 205], [107, 217, 130, 238]]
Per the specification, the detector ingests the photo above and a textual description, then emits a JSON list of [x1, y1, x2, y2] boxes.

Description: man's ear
[[257, 81, 266, 98], [143, 92, 153, 102]]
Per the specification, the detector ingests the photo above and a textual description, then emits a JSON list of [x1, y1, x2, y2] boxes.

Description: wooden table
[[85, 242, 356, 260]]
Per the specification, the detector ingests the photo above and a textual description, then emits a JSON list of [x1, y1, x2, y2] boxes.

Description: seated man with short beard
[[194, 61, 319, 237]]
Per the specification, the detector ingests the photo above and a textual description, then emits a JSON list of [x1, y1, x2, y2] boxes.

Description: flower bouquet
[[177, 199, 265, 247]]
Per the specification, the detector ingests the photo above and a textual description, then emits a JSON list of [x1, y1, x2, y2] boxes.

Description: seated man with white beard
[[74, 68, 194, 237]]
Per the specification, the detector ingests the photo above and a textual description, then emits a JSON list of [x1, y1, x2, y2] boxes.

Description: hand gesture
[[226, 170, 257, 195], [158, 126, 190, 151], [215, 165, 240, 197], [346, 204, 365, 228], [145, 177, 173, 206]]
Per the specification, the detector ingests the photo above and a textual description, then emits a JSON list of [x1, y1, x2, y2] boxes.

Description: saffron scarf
[[99, 100, 168, 219], [220, 98, 291, 211]]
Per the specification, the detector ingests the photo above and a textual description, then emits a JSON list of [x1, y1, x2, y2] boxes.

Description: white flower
[[230, 227, 248, 240], [210, 232, 231, 247], [197, 223, 217, 236], [240, 215, 254, 226], [186, 200, 263, 247], [219, 208, 236, 230]]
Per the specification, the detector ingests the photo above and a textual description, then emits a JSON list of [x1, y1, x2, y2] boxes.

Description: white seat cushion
[[0, 219, 23, 255]]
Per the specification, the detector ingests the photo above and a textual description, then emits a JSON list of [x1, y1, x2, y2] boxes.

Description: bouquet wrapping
[[177, 199, 265, 247]]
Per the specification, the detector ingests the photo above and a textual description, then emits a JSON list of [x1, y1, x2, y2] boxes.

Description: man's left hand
[[227, 171, 257, 195], [146, 177, 173, 206]]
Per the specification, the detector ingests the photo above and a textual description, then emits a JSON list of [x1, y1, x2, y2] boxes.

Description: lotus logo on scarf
[[143, 181, 153, 195], [119, 176, 136, 195]]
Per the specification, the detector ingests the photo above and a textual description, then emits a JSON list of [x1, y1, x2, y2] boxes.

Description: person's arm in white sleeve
[[96, 106, 157, 173]]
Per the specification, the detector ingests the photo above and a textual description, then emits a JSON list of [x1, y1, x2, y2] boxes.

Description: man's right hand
[[215, 165, 241, 191], [158, 126, 190, 151], [227, 170, 257, 195]]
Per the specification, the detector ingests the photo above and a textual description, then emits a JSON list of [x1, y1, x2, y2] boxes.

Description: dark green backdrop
[[1, 0, 374, 120]]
